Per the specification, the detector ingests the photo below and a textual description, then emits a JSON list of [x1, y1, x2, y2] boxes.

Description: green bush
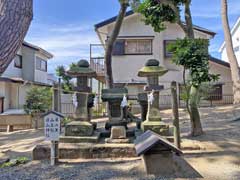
[[24, 86, 52, 115], [0, 157, 29, 168]]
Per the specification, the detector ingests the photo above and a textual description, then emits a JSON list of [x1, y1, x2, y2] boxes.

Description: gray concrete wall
[[22, 46, 35, 82]]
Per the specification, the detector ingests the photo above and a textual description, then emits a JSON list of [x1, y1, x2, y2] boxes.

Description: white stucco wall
[[209, 61, 233, 95], [100, 13, 211, 85], [220, 19, 240, 65], [0, 82, 11, 111]]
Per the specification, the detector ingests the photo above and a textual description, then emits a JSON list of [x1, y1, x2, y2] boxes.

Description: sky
[[25, 0, 240, 74]]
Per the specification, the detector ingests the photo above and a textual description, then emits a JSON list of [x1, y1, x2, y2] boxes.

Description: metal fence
[[61, 93, 233, 118]]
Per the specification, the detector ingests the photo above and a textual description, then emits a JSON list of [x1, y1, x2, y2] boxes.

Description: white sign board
[[44, 113, 61, 141]]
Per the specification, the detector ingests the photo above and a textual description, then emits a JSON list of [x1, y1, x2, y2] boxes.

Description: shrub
[[24, 86, 52, 115]]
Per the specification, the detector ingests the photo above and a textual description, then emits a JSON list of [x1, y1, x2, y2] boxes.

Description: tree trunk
[[221, 0, 240, 104], [104, 1, 128, 88], [184, 0, 194, 39], [189, 86, 203, 136], [0, 0, 33, 74], [184, 0, 203, 136]]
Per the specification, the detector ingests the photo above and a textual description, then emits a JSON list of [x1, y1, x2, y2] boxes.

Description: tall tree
[[104, 0, 129, 88], [136, 0, 218, 136], [0, 0, 33, 74], [221, 0, 240, 104]]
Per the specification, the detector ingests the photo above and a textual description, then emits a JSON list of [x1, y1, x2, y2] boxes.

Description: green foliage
[[24, 86, 52, 115], [0, 157, 29, 168], [168, 38, 219, 87], [135, 0, 187, 32], [136, 0, 176, 32], [56, 65, 73, 92]]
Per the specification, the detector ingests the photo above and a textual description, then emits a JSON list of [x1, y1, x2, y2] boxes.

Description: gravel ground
[[0, 105, 240, 180], [0, 156, 239, 180]]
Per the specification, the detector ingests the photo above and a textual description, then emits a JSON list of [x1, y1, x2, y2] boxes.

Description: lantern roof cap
[[66, 59, 96, 77], [138, 59, 168, 77]]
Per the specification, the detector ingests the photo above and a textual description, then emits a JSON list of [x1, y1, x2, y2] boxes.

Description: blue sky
[[25, 0, 240, 74]]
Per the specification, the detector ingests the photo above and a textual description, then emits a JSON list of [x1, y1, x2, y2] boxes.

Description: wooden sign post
[[43, 111, 64, 166]]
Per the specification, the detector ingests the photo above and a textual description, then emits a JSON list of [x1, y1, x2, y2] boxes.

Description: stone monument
[[138, 59, 169, 136], [101, 88, 128, 130], [65, 60, 96, 137]]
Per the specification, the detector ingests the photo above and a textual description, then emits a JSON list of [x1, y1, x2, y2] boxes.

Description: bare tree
[[0, 0, 33, 73], [221, 0, 240, 104]]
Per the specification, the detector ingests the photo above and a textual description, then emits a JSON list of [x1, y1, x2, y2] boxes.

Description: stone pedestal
[[105, 126, 130, 143], [142, 106, 169, 136]]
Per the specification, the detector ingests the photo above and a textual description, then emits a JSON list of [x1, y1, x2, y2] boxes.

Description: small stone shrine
[[101, 88, 128, 130], [135, 130, 182, 175], [65, 60, 96, 137], [138, 59, 169, 135]]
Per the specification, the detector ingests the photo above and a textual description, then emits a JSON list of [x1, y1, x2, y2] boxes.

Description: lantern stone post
[[138, 59, 169, 136], [65, 60, 96, 137]]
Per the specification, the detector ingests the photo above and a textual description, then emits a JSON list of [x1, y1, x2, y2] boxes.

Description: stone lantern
[[65, 60, 96, 137], [138, 59, 169, 135]]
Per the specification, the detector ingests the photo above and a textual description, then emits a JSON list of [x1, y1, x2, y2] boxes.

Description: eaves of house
[[95, 10, 216, 37]]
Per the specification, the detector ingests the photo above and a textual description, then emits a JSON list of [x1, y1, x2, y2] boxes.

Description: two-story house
[[219, 16, 240, 65], [92, 11, 233, 101], [0, 41, 53, 113]]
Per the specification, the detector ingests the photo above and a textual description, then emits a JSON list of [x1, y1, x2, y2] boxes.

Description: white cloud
[[25, 22, 103, 73]]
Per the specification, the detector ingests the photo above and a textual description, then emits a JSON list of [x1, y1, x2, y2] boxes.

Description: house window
[[125, 39, 152, 55], [209, 84, 223, 100], [112, 39, 152, 55], [14, 55, 22, 68], [164, 40, 176, 57], [36, 57, 47, 72]]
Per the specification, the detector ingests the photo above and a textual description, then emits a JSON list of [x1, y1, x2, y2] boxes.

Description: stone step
[[60, 132, 100, 143], [33, 142, 137, 160]]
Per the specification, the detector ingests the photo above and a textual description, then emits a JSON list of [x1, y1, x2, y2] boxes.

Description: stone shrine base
[[33, 143, 137, 160], [59, 132, 100, 143]]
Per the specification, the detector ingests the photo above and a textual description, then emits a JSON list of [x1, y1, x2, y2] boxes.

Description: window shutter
[[112, 40, 125, 55]]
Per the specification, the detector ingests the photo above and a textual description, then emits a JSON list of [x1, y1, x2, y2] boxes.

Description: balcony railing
[[90, 44, 105, 79], [90, 57, 105, 77]]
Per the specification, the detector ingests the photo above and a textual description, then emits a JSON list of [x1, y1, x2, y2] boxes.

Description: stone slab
[[60, 132, 100, 143], [110, 126, 126, 139], [100, 129, 135, 138], [105, 138, 130, 143], [32, 144, 50, 160], [65, 121, 93, 136]]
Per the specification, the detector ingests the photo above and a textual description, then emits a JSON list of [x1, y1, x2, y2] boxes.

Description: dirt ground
[[0, 105, 240, 180]]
